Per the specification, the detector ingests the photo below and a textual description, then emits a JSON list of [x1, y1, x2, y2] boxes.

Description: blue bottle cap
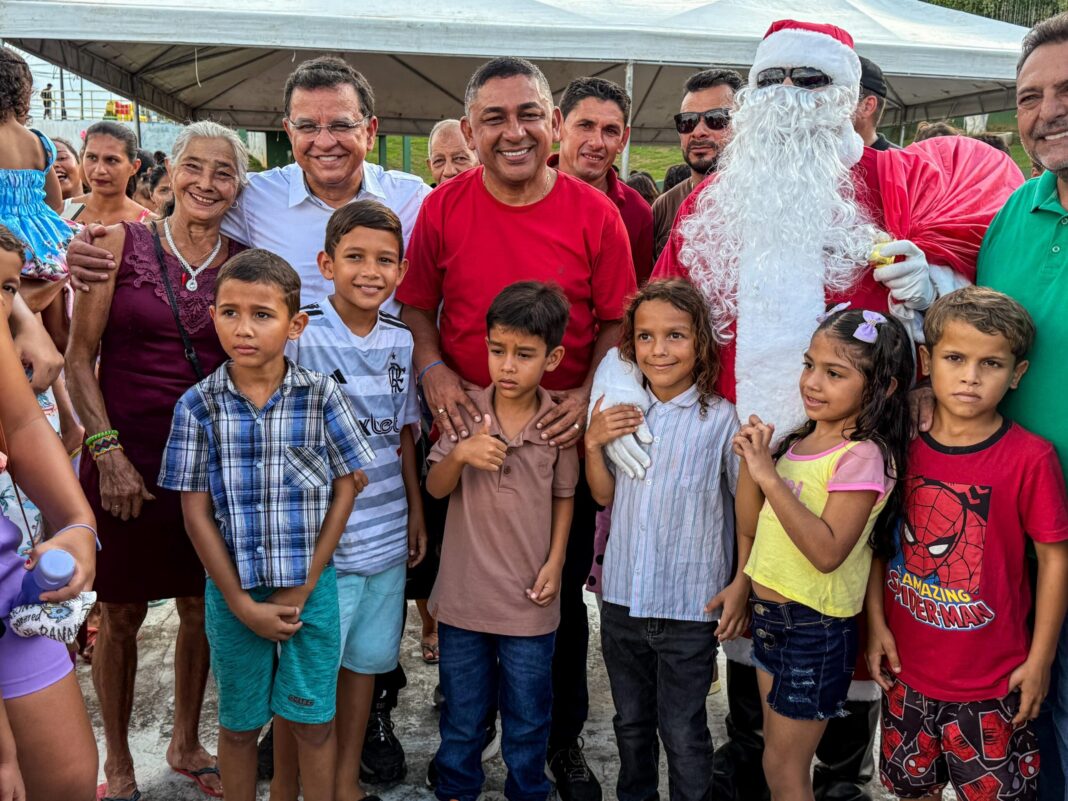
[[36, 549, 75, 589]]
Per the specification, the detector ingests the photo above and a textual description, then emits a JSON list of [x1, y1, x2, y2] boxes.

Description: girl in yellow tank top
[[722, 306, 914, 801]]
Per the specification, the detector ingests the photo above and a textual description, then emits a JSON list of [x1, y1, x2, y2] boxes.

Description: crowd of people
[[0, 10, 1066, 801]]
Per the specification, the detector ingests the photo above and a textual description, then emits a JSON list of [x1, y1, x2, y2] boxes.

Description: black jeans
[[549, 470, 597, 748], [601, 601, 718, 801]]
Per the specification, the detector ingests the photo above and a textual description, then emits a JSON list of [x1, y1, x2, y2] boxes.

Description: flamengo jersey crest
[[887, 476, 994, 631]]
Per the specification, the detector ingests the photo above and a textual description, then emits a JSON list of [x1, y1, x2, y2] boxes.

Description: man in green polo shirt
[[978, 12, 1068, 800]]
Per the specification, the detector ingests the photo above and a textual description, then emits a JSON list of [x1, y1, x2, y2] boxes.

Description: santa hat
[[749, 19, 862, 95]]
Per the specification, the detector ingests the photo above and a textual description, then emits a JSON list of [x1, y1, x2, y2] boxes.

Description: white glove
[[588, 347, 654, 479], [872, 239, 937, 311]]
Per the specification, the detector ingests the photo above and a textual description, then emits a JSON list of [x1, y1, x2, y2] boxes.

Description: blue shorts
[[205, 567, 340, 731], [749, 596, 856, 721], [338, 562, 405, 674]]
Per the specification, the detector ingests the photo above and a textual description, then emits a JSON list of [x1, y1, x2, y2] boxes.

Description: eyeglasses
[[673, 108, 731, 135], [755, 67, 833, 90], [285, 118, 366, 138]]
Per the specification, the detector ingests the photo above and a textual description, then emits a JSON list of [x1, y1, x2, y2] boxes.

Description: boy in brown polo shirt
[[425, 281, 580, 801]]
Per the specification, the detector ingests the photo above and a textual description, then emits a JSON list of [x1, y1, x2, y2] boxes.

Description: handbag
[[150, 222, 207, 382]]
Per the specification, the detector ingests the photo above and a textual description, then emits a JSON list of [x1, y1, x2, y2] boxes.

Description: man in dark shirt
[[855, 56, 901, 151], [651, 68, 742, 258], [554, 77, 654, 284]]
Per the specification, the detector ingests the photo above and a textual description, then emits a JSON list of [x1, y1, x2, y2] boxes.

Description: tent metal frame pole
[[621, 60, 634, 180], [134, 100, 142, 142]]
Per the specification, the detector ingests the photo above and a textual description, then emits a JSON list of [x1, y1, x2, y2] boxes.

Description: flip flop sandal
[[96, 782, 142, 801], [421, 638, 440, 664], [173, 765, 224, 798]]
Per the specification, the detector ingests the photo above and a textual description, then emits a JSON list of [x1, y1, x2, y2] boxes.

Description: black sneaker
[[256, 723, 274, 781], [360, 699, 407, 784], [432, 683, 445, 711], [426, 719, 499, 790], [548, 739, 601, 801]]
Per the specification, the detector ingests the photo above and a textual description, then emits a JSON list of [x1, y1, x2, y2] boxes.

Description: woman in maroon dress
[[66, 121, 248, 801]]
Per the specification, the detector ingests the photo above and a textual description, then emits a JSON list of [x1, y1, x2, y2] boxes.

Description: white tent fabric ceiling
[[1, 0, 1028, 141]]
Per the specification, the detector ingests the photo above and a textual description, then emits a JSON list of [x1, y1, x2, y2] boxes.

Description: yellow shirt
[[744, 439, 890, 617]]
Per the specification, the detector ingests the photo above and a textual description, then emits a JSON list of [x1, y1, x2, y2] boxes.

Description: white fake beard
[[679, 84, 882, 432]]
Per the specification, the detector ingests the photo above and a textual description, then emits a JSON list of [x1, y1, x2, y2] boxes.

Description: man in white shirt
[[68, 56, 430, 311]]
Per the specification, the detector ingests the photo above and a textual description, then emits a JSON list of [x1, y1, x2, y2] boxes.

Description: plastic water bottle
[[16, 549, 75, 606]]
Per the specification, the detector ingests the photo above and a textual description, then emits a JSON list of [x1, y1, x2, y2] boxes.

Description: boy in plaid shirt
[[160, 250, 372, 801]]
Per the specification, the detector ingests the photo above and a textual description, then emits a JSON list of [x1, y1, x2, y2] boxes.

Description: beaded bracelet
[[84, 429, 118, 448], [89, 434, 123, 462]]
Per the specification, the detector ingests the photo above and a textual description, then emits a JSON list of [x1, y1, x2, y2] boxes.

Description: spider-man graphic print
[[887, 477, 994, 631], [881, 424, 1068, 703]]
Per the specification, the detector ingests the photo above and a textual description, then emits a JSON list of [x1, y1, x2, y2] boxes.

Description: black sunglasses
[[673, 108, 731, 134], [755, 67, 833, 90]]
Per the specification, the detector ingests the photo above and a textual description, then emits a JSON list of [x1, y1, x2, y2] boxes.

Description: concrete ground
[[79, 595, 943, 801]]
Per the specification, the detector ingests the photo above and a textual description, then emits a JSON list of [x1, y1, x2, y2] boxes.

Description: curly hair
[[775, 307, 914, 560], [0, 48, 33, 123], [618, 278, 720, 417]]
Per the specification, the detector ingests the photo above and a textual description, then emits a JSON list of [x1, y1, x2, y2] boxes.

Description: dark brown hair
[[923, 286, 1035, 362], [284, 56, 375, 119], [486, 281, 570, 351], [618, 278, 720, 417], [1019, 12, 1068, 73], [215, 249, 302, 316], [0, 48, 32, 123], [0, 224, 25, 258], [324, 200, 403, 260]]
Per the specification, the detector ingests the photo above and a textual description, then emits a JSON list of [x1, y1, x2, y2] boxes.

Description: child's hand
[[732, 415, 777, 485], [0, 753, 25, 801], [866, 621, 902, 692], [454, 414, 507, 472], [707, 576, 751, 641], [408, 515, 428, 568], [585, 396, 644, 451], [237, 596, 303, 642], [527, 561, 563, 607], [1008, 657, 1051, 724], [28, 524, 97, 603], [267, 585, 311, 620], [353, 469, 369, 496]]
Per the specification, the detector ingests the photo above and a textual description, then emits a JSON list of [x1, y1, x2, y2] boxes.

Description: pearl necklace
[[163, 218, 223, 292]]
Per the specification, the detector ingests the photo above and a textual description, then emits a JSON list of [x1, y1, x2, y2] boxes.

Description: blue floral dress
[[0, 129, 74, 281]]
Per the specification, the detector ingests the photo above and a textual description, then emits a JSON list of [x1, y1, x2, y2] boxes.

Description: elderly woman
[[66, 120, 248, 801]]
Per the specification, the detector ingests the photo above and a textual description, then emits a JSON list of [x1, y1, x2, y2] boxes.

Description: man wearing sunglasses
[[652, 69, 742, 259]]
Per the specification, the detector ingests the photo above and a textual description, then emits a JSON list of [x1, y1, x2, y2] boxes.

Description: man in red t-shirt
[[552, 76, 654, 285], [398, 56, 635, 801], [868, 287, 1068, 801]]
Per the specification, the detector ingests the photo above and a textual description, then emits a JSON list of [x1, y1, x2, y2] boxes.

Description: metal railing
[[28, 89, 168, 124]]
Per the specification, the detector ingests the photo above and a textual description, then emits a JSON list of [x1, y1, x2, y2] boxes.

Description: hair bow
[[816, 301, 851, 324], [853, 310, 887, 343]]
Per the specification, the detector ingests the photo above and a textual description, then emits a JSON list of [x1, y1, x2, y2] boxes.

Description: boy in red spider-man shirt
[[866, 286, 1068, 801]]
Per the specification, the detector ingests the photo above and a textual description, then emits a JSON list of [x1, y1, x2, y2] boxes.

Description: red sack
[[875, 136, 1024, 283]]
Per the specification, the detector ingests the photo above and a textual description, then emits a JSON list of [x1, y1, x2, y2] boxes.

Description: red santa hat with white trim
[[748, 19, 862, 96]]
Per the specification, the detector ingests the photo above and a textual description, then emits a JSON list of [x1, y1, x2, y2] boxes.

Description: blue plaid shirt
[[159, 359, 373, 589]]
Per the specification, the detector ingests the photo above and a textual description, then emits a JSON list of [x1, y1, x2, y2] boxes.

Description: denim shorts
[[749, 596, 857, 721]]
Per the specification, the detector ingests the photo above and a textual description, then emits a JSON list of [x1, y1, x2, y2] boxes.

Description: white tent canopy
[[1, 0, 1028, 142]]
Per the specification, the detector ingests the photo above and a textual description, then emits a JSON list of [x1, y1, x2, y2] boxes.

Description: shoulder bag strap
[[150, 222, 206, 382]]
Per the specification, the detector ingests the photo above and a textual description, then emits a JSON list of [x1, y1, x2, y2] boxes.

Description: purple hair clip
[[853, 310, 888, 343], [816, 301, 851, 325]]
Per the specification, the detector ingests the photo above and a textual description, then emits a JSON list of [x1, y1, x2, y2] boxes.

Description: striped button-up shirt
[[159, 359, 373, 589], [602, 385, 740, 622]]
